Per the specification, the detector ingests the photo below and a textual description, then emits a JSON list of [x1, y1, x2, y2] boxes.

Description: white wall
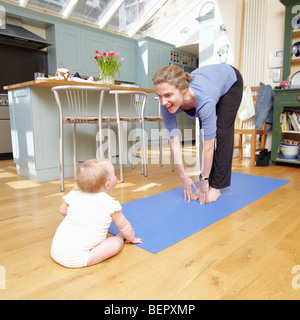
[[219, 0, 285, 86], [180, 0, 286, 86], [216, 0, 243, 68], [264, 0, 286, 86]]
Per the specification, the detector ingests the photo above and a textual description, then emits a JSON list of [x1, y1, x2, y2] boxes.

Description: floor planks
[[0, 146, 300, 300]]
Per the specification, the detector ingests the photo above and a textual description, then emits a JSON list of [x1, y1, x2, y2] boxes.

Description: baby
[[51, 158, 142, 268]]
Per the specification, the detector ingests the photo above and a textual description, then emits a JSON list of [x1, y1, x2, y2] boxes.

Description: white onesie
[[51, 190, 122, 268]]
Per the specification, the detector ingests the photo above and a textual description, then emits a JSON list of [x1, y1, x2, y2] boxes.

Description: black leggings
[[200, 67, 243, 189]]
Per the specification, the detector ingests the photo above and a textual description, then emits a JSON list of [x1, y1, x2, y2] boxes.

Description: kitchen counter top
[[4, 79, 157, 93]]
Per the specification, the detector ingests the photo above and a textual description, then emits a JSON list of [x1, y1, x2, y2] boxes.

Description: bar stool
[[51, 85, 110, 192], [108, 90, 148, 182], [143, 97, 174, 171]]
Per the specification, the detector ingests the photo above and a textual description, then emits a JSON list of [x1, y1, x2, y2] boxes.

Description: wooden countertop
[[4, 79, 157, 93]]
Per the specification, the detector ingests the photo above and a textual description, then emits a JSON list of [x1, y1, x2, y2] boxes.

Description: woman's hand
[[181, 175, 198, 202], [198, 180, 209, 205]]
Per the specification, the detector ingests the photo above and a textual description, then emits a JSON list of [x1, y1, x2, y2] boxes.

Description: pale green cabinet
[[55, 24, 83, 73], [48, 23, 137, 83], [136, 37, 173, 89], [83, 32, 111, 78]]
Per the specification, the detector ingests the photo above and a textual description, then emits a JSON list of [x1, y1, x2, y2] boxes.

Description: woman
[[152, 64, 243, 204]]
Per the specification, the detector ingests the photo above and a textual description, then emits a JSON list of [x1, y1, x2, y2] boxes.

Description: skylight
[[12, 0, 202, 49]]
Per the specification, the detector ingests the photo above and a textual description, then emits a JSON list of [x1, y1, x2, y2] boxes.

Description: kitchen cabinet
[[83, 32, 112, 78], [56, 24, 83, 74], [5, 80, 155, 182], [110, 37, 137, 84], [136, 37, 172, 89], [0, 94, 12, 157], [4, 2, 194, 88], [47, 23, 137, 83]]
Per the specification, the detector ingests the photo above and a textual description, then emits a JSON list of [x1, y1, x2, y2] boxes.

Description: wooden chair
[[234, 86, 266, 166], [51, 85, 110, 191]]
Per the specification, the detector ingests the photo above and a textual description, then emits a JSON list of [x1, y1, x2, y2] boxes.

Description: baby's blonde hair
[[76, 158, 111, 193], [152, 65, 194, 89]]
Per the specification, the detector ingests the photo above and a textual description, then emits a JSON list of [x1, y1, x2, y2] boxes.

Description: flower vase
[[102, 74, 114, 85]]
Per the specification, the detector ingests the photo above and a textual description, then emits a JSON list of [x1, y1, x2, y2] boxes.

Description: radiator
[[241, 0, 267, 86], [238, 0, 267, 157]]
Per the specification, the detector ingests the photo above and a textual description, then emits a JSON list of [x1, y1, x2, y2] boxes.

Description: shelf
[[292, 29, 300, 36], [291, 57, 300, 63], [170, 50, 195, 68], [282, 130, 300, 134], [275, 157, 300, 165]]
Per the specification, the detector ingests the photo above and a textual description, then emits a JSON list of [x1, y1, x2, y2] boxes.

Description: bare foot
[[208, 188, 221, 203], [192, 190, 199, 200]]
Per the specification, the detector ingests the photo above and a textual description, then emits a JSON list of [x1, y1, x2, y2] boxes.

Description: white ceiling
[[12, 0, 205, 55]]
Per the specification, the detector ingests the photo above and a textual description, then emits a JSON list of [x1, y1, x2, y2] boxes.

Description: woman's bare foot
[[208, 188, 221, 203], [192, 190, 199, 200]]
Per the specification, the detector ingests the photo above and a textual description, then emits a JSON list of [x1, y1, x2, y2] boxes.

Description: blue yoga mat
[[109, 172, 289, 254]]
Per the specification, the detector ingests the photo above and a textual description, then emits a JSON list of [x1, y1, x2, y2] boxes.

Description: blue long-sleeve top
[[161, 64, 237, 140]]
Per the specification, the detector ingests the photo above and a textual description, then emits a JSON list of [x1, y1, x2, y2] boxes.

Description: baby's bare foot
[[208, 188, 221, 203]]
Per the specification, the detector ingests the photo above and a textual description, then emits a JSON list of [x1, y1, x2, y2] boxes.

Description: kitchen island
[[4, 79, 156, 183]]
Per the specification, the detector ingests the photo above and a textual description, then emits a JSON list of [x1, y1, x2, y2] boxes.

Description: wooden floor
[[0, 146, 300, 300]]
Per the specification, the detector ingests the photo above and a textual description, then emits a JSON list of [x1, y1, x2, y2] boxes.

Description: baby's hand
[[126, 238, 142, 244]]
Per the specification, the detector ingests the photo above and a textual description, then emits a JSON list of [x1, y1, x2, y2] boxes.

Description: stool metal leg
[[107, 119, 112, 163], [158, 121, 162, 167], [73, 123, 77, 180], [59, 119, 64, 192], [115, 93, 124, 183], [141, 117, 147, 177]]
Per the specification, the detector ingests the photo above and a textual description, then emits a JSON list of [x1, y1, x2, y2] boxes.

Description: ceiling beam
[[127, 0, 167, 38], [155, 0, 202, 40], [19, 0, 29, 7], [63, 0, 79, 19], [98, 0, 125, 29]]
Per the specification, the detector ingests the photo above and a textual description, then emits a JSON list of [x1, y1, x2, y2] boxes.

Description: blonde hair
[[152, 65, 194, 89], [76, 158, 111, 193]]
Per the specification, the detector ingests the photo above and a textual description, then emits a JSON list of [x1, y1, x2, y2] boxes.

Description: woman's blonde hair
[[152, 65, 194, 89], [76, 158, 111, 193]]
